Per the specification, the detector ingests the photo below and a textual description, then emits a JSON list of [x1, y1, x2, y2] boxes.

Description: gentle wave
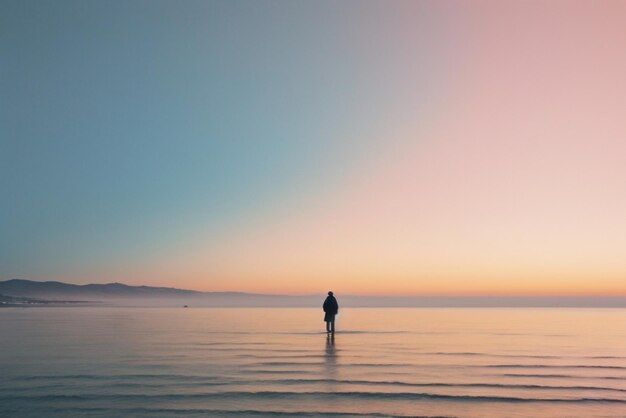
[[196, 348, 626, 361], [487, 364, 626, 370], [219, 348, 626, 360], [422, 352, 561, 358], [39, 407, 449, 418], [7, 374, 226, 382], [269, 378, 626, 393], [417, 352, 626, 360], [197, 347, 314, 353], [253, 361, 415, 367], [240, 369, 315, 374], [196, 330, 410, 336], [4, 391, 625, 403], [242, 361, 626, 372], [502, 373, 625, 380], [174, 329, 567, 337], [469, 353, 626, 360], [4, 378, 624, 394]]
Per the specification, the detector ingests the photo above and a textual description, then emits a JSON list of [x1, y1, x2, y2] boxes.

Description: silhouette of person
[[323, 291, 339, 333]]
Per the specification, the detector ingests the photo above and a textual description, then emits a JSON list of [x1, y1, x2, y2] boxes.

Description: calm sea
[[1, 307, 626, 417]]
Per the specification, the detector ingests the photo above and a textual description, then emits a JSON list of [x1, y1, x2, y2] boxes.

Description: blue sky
[[1, 0, 442, 282]]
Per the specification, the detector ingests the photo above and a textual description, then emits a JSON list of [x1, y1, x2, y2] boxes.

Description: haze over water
[[2, 307, 626, 417]]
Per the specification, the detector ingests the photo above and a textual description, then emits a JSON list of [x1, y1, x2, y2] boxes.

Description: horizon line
[[4, 278, 626, 299]]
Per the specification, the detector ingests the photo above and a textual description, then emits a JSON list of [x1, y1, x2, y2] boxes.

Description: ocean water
[[1, 307, 626, 417]]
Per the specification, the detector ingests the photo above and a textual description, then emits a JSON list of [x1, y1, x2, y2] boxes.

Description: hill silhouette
[[0, 279, 295, 306], [0, 279, 204, 298]]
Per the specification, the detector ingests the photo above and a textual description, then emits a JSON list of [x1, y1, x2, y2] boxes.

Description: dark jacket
[[323, 295, 339, 321]]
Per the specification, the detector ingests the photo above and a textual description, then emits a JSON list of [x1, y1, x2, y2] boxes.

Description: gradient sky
[[2, 0, 625, 295]]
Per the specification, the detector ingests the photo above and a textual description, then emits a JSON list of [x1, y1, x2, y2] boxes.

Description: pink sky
[[165, 1, 626, 295]]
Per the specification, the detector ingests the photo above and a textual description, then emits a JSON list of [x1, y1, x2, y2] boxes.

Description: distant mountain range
[[2, 279, 626, 307], [0, 279, 289, 307], [1, 278, 209, 299]]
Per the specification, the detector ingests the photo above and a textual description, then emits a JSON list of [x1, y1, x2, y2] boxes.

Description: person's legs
[[325, 320, 330, 332], [330, 317, 335, 333]]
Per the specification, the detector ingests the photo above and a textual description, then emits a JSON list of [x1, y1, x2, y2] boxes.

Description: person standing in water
[[323, 291, 339, 333]]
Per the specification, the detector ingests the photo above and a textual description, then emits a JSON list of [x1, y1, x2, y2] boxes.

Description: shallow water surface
[[2, 307, 626, 417]]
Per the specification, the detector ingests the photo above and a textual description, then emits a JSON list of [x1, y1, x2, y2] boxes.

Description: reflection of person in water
[[326, 332, 335, 358], [324, 332, 337, 379], [323, 291, 339, 333]]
